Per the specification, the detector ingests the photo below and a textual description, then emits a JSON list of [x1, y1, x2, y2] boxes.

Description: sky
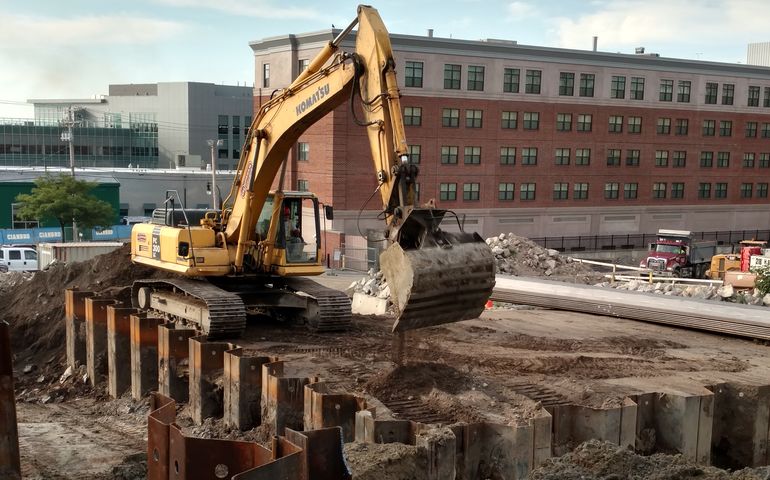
[[1, 0, 768, 118]]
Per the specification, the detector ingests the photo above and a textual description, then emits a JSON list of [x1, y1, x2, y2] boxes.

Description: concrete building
[[0, 82, 253, 170], [250, 30, 770, 240]]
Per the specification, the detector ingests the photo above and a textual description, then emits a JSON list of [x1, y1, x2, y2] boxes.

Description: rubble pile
[[596, 279, 770, 307], [346, 268, 390, 301], [485, 233, 592, 277]]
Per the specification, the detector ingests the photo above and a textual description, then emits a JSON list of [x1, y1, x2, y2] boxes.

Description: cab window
[[8, 250, 21, 260], [25, 250, 37, 260]]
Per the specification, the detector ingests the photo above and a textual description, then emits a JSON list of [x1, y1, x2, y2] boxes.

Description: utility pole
[[61, 107, 78, 241], [207, 139, 223, 210]]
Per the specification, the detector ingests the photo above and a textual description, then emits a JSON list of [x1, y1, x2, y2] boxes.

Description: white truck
[[0, 246, 38, 272]]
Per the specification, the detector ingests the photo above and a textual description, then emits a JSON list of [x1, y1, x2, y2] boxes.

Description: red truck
[[639, 229, 717, 278]]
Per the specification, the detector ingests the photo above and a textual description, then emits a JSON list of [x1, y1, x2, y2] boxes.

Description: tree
[[15, 175, 115, 240]]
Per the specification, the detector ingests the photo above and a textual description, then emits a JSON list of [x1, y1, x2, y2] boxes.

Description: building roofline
[[27, 98, 105, 105]]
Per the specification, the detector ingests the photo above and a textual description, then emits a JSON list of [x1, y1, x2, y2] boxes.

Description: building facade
[[250, 31, 770, 239], [0, 82, 253, 170]]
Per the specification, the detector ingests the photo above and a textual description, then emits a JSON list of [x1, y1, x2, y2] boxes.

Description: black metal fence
[[531, 230, 770, 253]]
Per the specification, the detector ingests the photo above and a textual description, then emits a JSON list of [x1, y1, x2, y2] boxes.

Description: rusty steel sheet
[[107, 306, 137, 398], [189, 335, 235, 424], [0, 321, 21, 479], [85, 297, 118, 387], [304, 382, 366, 443], [262, 361, 318, 437], [158, 323, 196, 403], [130, 314, 164, 400], [64, 288, 94, 368], [224, 348, 276, 431], [148, 393, 350, 480]]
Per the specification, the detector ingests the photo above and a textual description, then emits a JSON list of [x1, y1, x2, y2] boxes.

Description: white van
[[0, 246, 38, 272]]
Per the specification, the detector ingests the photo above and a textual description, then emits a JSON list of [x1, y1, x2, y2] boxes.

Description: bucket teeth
[[381, 241, 496, 332]]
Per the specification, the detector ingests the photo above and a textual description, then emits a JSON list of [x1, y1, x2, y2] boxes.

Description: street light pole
[[207, 139, 223, 211], [61, 107, 78, 241]]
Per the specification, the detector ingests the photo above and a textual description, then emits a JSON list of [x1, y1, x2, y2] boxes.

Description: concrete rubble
[[595, 279, 770, 307]]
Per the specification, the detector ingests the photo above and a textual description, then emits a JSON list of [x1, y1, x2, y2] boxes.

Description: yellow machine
[[705, 254, 741, 280], [130, 5, 495, 337]]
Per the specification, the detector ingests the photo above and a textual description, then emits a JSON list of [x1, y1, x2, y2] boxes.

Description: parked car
[[0, 245, 38, 271]]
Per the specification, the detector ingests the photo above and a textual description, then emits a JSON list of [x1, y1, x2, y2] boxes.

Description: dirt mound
[[365, 362, 473, 400], [531, 440, 770, 479], [343, 442, 428, 480], [1, 243, 174, 365]]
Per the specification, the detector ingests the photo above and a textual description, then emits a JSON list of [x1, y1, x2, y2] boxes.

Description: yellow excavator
[[130, 5, 495, 337]]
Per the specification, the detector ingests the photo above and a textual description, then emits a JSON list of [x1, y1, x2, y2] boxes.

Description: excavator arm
[[220, 5, 495, 332]]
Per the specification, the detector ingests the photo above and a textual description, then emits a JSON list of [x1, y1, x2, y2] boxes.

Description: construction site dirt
[[5, 248, 770, 478]]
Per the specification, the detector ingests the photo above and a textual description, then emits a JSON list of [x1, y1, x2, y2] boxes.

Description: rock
[[764, 294, 770, 306], [59, 366, 73, 384], [545, 259, 557, 270], [37, 375, 46, 383], [717, 284, 734, 298], [376, 285, 391, 299], [547, 249, 560, 257], [41, 395, 52, 404], [691, 287, 708, 300], [544, 269, 553, 276], [627, 280, 640, 291], [82, 373, 89, 384], [23, 364, 36, 374], [492, 246, 504, 255]]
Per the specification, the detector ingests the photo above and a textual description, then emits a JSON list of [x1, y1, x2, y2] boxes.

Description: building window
[[611, 76, 626, 99], [467, 66, 485, 91], [655, 150, 669, 167], [553, 183, 569, 200], [604, 182, 619, 199], [702, 120, 716, 136], [630, 77, 645, 100], [653, 182, 667, 199], [608, 115, 623, 133], [717, 151, 730, 168], [444, 64, 461, 89], [244, 115, 252, 135], [297, 179, 308, 191], [705, 82, 718, 104], [677, 80, 691, 102], [763, 123, 770, 138], [525, 69, 542, 94], [700, 151, 713, 167], [673, 151, 686, 168], [442, 108, 460, 127], [500, 146, 516, 165], [749, 86, 760, 107], [760, 153, 770, 168], [722, 84, 735, 105], [521, 147, 538, 165], [464, 146, 481, 164], [559, 72, 574, 96], [520, 183, 536, 200], [698, 183, 711, 199], [575, 148, 591, 165], [463, 182, 480, 200], [624, 183, 638, 199], [741, 183, 753, 198], [715, 182, 728, 198], [743, 153, 755, 168], [556, 113, 572, 131], [232, 115, 241, 135], [628, 116, 642, 134], [404, 106, 422, 126], [555, 148, 570, 165], [405, 61, 424, 87], [579, 74, 595, 97], [757, 183, 769, 198], [465, 109, 483, 128], [408, 144, 421, 164], [607, 149, 621, 166], [626, 149, 640, 166], [523, 112, 540, 130], [501, 111, 518, 129], [297, 142, 309, 161], [719, 120, 732, 136], [441, 145, 458, 164], [217, 115, 229, 136], [657, 117, 671, 134], [746, 122, 758, 138], [262, 63, 270, 88], [499, 183, 515, 200], [574, 183, 589, 200], [298, 58, 309, 73], [675, 118, 689, 135], [765, 87, 770, 107], [576, 114, 592, 132], [503, 68, 520, 93], [671, 183, 685, 199], [439, 183, 457, 201], [659, 79, 673, 101]]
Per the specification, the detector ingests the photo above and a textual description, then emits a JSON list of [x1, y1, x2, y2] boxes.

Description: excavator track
[[281, 277, 352, 332], [132, 279, 247, 339]]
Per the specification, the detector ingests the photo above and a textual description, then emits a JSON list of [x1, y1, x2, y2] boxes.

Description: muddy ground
[[7, 255, 770, 478]]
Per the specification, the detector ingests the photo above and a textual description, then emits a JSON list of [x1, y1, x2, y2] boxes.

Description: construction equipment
[[639, 229, 716, 278], [130, 5, 495, 337], [706, 240, 768, 280]]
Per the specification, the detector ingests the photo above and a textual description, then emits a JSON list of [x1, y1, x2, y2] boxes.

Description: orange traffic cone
[[485, 300, 493, 309]]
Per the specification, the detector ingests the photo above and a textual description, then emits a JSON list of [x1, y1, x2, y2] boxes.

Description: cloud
[[552, 0, 768, 56], [153, 0, 318, 19], [0, 13, 187, 47], [508, 1, 537, 18]]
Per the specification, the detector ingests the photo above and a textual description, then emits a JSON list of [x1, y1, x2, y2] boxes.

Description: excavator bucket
[[381, 216, 496, 332]]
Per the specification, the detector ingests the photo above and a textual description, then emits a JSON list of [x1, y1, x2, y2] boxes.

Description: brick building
[[249, 31, 770, 239]]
